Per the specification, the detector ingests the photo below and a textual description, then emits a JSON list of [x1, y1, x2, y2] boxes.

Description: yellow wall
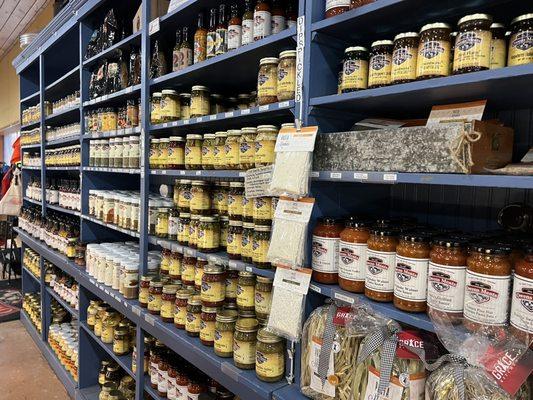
[[0, 3, 54, 130]]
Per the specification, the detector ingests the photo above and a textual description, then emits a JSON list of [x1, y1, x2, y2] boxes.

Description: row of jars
[[44, 145, 81, 167], [47, 179, 81, 212], [22, 152, 41, 167], [22, 104, 41, 126], [23, 248, 41, 277], [89, 190, 142, 233], [86, 300, 136, 358], [46, 122, 81, 142], [21, 127, 40, 145], [45, 264, 79, 310], [257, 51, 296, 105], [47, 91, 80, 115], [22, 292, 42, 332], [48, 322, 78, 381], [88, 136, 141, 169], [98, 361, 135, 400], [338, 13, 533, 93], [85, 100, 140, 133]]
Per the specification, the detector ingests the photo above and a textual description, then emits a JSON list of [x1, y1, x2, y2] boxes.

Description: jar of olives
[[256, 328, 285, 382], [252, 225, 271, 269], [255, 276, 273, 321], [185, 295, 202, 337], [197, 216, 220, 253], [233, 318, 259, 369], [214, 310, 238, 357], [237, 271, 256, 311]]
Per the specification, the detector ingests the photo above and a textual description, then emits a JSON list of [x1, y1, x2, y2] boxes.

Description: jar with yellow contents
[[254, 125, 278, 167], [256, 329, 285, 382], [228, 182, 244, 220], [220, 216, 229, 249], [201, 264, 226, 307], [180, 93, 191, 119], [213, 182, 229, 216], [257, 57, 279, 106], [190, 180, 211, 215], [156, 207, 170, 238], [508, 14, 533, 66], [213, 132, 228, 170], [242, 196, 254, 223], [214, 310, 238, 357], [234, 318, 259, 369], [94, 305, 108, 337], [174, 289, 193, 329], [198, 216, 220, 253], [87, 300, 101, 330], [277, 50, 296, 101], [453, 14, 493, 74], [148, 279, 163, 315], [168, 136, 185, 169], [227, 220, 243, 260], [177, 212, 191, 245], [160, 247, 172, 275], [177, 179, 192, 211], [253, 197, 272, 226], [200, 306, 220, 346], [113, 327, 130, 356], [242, 222, 255, 263], [159, 138, 170, 168], [182, 254, 196, 285], [151, 93, 162, 125], [101, 311, 121, 344], [160, 89, 180, 122], [225, 130, 241, 169], [252, 225, 271, 269], [190, 86, 210, 118], [161, 285, 179, 323], [239, 127, 257, 169], [169, 245, 183, 280], [195, 257, 207, 291], [255, 277, 273, 321], [139, 275, 153, 308], [185, 295, 203, 337], [237, 271, 256, 311], [149, 138, 160, 169], [185, 134, 203, 169], [201, 134, 215, 170], [189, 214, 201, 249]]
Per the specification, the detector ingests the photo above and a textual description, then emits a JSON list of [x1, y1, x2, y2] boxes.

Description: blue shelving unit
[[14, 0, 533, 399]]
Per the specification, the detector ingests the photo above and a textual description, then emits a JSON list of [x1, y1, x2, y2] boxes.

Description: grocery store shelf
[[20, 120, 40, 130], [311, 171, 533, 189], [20, 311, 77, 398], [80, 322, 135, 379], [22, 266, 40, 284], [45, 106, 80, 124], [20, 91, 40, 104], [46, 203, 81, 216], [46, 166, 81, 171], [149, 236, 276, 280], [21, 143, 41, 150], [83, 85, 141, 108], [82, 167, 141, 174], [83, 31, 142, 67], [77, 385, 100, 400], [309, 282, 435, 332], [21, 165, 41, 170], [46, 65, 79, 92], [82, 215, 141, 238], [273, 384, 304, 400], [24, 197, 41, 206], [83, 126, 141, 140], [46, 286, 79, 318], [46, 135, 80, 147], [150, 169, 245, 179]]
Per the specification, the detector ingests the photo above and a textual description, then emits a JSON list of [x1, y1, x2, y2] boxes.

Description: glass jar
[[151, 93, 162, 125], [189, 214, 200, 249], [253, 197, 272, 226], [368, 40, 393, 88], [210, 94, 225, 115], [220, 216, 229, 250], [190, 85, 210, 118], [239, 127, 257, 169], [190, 181, 211, 215], [168, 136, 185, 169], [341, 46, 369, 93], [180, 93, 191, 119], [156, 207, 170, 238], [256, 328, 284, 382], [201, 264, 226, 307], [185, 295, 203, 337], [177, 212, 191, 245], [139, 275, 153, 308], [252, 225, 271, 269], [182, 255, 196, 285], [234, 318, 259, 369], [200, 306, 219, 346], [237, 271, 256, 311], [150, 138, 159, 169], [214, 310, 238, 357], [393, 233, 431, 313], [489, 23, 506, 70], [242, 222, 254, 263], [510, 246, 533, 345], [161, 89, 180, 122], [174, 289, 193, 329], [185, 134, 203, 170], [325, 0, 349, 18], [213, 182, 229, 216], [168, 208, 180, 241], [213, 132, 228, 170], [225, 130, 241, 169], [126, 99, 139, 127], [101, 311, 120, 344], [201, 133, 215, 170], [129, 137, 140, 168], [391, 33, 419, 84], [237, 94, 249, 110], [225, 269, 239, 303], [177, 179, 192, 211], [508, 14, 533, 66], [338, 218, 370, 293], [113, 327, 129, 356], [257, 57, 279, 105], [227, 220, 243, 260], [416, 23, 452, 79], [123, 264, 139, 300], [242, 196, 254, 224], [169, 247, 183, 280], [254, 125, 278, 167], [161, 285, 178, 322], [453, 14, 493, 74], [276, 50, 296, 101], [87, 300, 100, 330], [148, 279, 164, 315], [365, 228, 399, 302], [228, 182, 244, 220], [255, 276, 273, 320]]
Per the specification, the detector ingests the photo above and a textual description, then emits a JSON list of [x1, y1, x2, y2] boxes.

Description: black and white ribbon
[[318, 304, 338, 384]]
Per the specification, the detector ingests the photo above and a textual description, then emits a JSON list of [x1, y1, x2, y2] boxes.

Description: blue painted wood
[[150, 169, 245, 179], [45, 107, 80, 125], [46, 135, 81, 147]]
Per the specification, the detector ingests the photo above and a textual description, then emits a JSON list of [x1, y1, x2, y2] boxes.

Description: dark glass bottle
[[172, 29, 182, 72], [180, 27, 193, 69], [215, 4, 228, 56], [207, 8, 218, 59], [193, 12, 207, 64]]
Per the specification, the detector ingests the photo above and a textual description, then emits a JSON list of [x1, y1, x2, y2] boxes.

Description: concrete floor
[[0, 320, 71, 400]]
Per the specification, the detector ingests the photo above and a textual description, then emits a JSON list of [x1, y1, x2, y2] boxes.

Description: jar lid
[[281, 123, 295, 129], [255, 225, 271, 232], [211, 93, 223, 99], [458, 13, 492, 25], [179, 179, 192, 184], [257, 124, 278, 131], [141, 275, 154, 282], [227, 129, 242, 136], [431, 236, 469, 248], [472, 243, 512, 255], [152, 92, 162, 98], [186, 134, 203, 139], [237, 94, 249, 99], [202, 305, 220, 313], [239, 270, 255, 278], [163, 284, 179, 294], [158, 207, 169, 212], [180, 93, 191, 98], [370, 227, 398, 236], [191, 85, 209, 91], [236, 317, 259, 332], [215, 131, 228, 137], [345, 46, 368, 53], [150, 279, 164, 288], [200, 216, 219, 222], [188, 295, 202, 305], [318, 217, 341, 226], [191, 214, 201, 220], [258, 328, 282, 343], [344, 216, 370, 228], [125, 263, 139, 271], [216, 309, 238, 322], [241, 127, 257, 133], [371, 40, 393, 47], [169, 136, 185, 141], [191, 180, 208, 186], [511, 13, 533, 25], [160, 138, 169, 143], [243, 222, 255, 229], [420, 22, 452, 33], [179, 212, 191, 218], [176, 288, 194, 299], [229, 182, 244, 187], [259, 57, 279, 65], [229, 220, 243, 227], [256, 276, 273, 284], [393, 32, 419, 41], [114, 327, 129, 336], [162, 89, 179, 95], [220, 216, 230, 222], [279, 49, 297, 58], [399, 232, 431, 243], [205, 264, 225, 273], [490, 23, 505, 29]]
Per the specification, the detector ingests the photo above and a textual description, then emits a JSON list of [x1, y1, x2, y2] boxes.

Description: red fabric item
[[10, 136, 21, 165], [1, 166, 13, 198]]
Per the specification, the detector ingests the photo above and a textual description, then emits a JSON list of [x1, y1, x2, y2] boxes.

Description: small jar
[[391, 33, 419, 84], [189, 214, 201, 249], [213, 132, 228, 170], [169, 247, 183, 280], [338, 218, 370, 293], [233, 318, 259, 369], [182, 255, 196, 285], [177, 180, 192, 211], [228, 182, 244, 220], [237, 271, 256, 311], [252, 225, 271, 269], [489, 23, 507, 70], [161, 89, 180, 122], [508, 14, 533, 66], [227, 220, 243, 260], [190, 181, 211, 215], [148, 279, 164, 315], [177, 212, 191, 245], [168, 208, 180, 241], [368, 40, 393, 88], [241, 222, 255, 263], [213, 182, 229, 216], [150, 138, 160, 169], [151, 93, 162, 124], [174, 289, 193, 329], [416, 23, 452, 79], [168, 136, 185, 169], [277, 50, 296, 101], [256, 328, 284, 382], [254, 125, 278, 167], [200, 306, 219, 346], [210, 94, 225, 115], [139, 275, 153, 308], [161, 285, 179, 323], [325, 0, 349, 18], [190, 86, 210, 118], [179, 93, 191, 119], [87, 300, 100, 330], [157, 356, 169, 397], [201, 133, 215, 170], [253, 197, 272, 226], [156, 207, 170, 238], [242, 196, 254, 223], [453, 14, 493, 74], [214, 310, 238, 357], [201, 264, 227, 307], [225, 130, 241, 169], [220, 216, 229, 250], [239, 127, 257, 169], [112, 327, 129, 356], [255, 276, 273, 320], [257, 57, 279, 105], [123, 264, 139, 300], [341, 46, 369, 92], [185, 134, 203, 170], [365, 227, 399, 302], [185, 295, 203, 337]]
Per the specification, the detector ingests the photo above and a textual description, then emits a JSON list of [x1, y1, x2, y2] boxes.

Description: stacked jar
[[88, 135, 140, 168], [88, 190, 142, 233]]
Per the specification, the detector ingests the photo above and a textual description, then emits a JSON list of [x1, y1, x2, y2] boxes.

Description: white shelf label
[[258, 105, 269, 112], [354, 172, 368, 180], [310, 171, 319, 178], [228, 261, 238, 269], [245, 266, 253, 272], [195, 170, 202, 175], [179, 171, 185, 175], [162, 123, 169, 128], [208, 255, 218, 263], [334, 292, 354, 304], [383, 173, 397, 182], [145, 314, 156, 326], [197, 117, 204, 122], [330, 172, 342, 179], [149, 18, 160, 35], [309, 283, 321, 293], [185, 249, 195, 257], [241, 109, 250, 115], [225, 111, 234, 118], [183, 119, 190, 125], [209, 115, 217, 120], [279, 101, 290, 108], [132, 306, 141, 316]]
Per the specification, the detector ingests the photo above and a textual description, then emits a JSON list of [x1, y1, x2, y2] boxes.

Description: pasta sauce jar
[[464, 244, 512, 333], [453, 14, 493, 74], [510, 246, 533, 346], [338, 218, 370, 293], [365, 227, 398, 302], [312, 218, 343, 284], [393, 233, 431, 313]]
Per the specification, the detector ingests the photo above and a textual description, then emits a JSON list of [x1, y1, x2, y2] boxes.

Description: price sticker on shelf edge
[[145, 314, 156, 326], [334, 292, 355, 304], [383, 173, 397, 182], [132, 306, 141, 317], [273, 265, 312, 295], [275, 126, 318, 153], [149, 18, 160, 35]]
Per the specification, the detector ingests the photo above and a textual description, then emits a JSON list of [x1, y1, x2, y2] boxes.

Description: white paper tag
[[145, 314, 156, 326], [383, 173, 397, 182], [241, 109, 250, 115], [210, 114, 217, 120], [167, 0, 185, 13], [275, 126, 318, 153], [330, 172, 342, 179], [228, 261, 238, 269], [279, 101, 290, 108], [309, 283, 321, 293], [225, 111, 234, 118], [426, 100, 487, 127], [149, 18, 160, 35], [259, 105, 269, 111], [244, 165, 273, 198], [295, 16, 305, 106], [334, 292, 354, 304], [273, 265, 312, 295], [354, 172, 368, 180], [274, 198, 314, 223], [132, 306, 141, 316]]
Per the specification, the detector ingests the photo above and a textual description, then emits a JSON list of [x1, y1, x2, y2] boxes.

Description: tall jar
[[185, 134, 203, 170], [254, 125, 278, 167], [190, 180, 211, 215], [489, 23, 506, 70], [148, 279, 164, 315], [180, 93, 191, 119], [213, 182, 229, 216], [190, 86, 210, 118], [161, 89, 180, 122], [169, 246, 183, 280], [174, 289, 193, 329], [220, 216, 229, 249], [256, 329, 284, 382], [201, 133, 215, 170], [242, 196, 254, 223], [201, 264, 226, 307], [168, 136, 185, 169], [252, 225, 271, 269], [225, 130, 241, 169], [227, 220, 243, 260], [228, 182, 244, 220], [277, 50, 296, 101], [213, 132, 228, 170], [182, 254, 196, 285], [225, 269, 239, 304], [239, 127, 257, 169], [185, 295, 203, 337], [365, 227, 398, 302], [200, 306, 219, 346], [391, 32, 419, 84], [161, 285, 178, 323], [177, 179, 192, 211], [241, 222, 254, 263], [338, 218, 370, 293], [510, 246, 533, 346], [507, 14, 533, 66], [416, 23, 452, 80], [234, 318, 259, 369], [214, 310, 238, 357], [139, 275, 153, 308], [453, 14, 493, 74], [189, 215, 200, 249], [198, 216, 220, 253], [151, 93, 162, 125], [257, 57, 279, 105], [341, 46, 369, 92], [177, 212, 191, 245], [255, 277, 273, 321], [253, 197, 272, 226], [312, 217, 343, 284], [368, 40, 393, 88], [237, 271, 256, 311]]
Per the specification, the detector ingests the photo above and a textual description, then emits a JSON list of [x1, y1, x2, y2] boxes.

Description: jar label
[[227, 232, 242, 255], [490, 38, 507, 69], [168, 216, 179, 236], [253, 197, 272, 220], [113, 340, 128, 354], [215, 330, 234, 353], [206, 32, 216, 58], [416, 40, 450, 77], [139, 287, 150, 304], [198, 228, 219, 250], [277, 63, 296, 96], [255, 140, 276, 164], [148, 293, 162, 311], [239, 140, 255, 165], [394, 255, 429, 302], [252, 237, 269, 263], [464, 270, 511, 325], [201, 280, 226, 302], [255, 290, 273, 314], [190, 191, 210, 211], [312, 236, 339, 273], [174, 306, 187, 326], [338, 241, 367, 281], [186, 312, 201, 332], [510, 274, 533, 334], [325, 0, 350, 12], [195, 267, 204, 287], [391, 46, 417, 82], [213, 145, 224, 167], [453, 30, 491, 71], [150, 362, 158, 385], [200, 319, 216, 341], [180, 47, 193, 69], [234, 339, 256, 364], [101, 325, 114, 343], [156, 216, 168, 236], [272, 15, 286, 34], [256, 350, 284, 377], [228, 194, 243, 216], [161, 300, 175, 318], [215, 28, 228, 55], [242, 232, 252, 258], [242, 197, 254, 218], [508, 31, 533, 66], [365, 250, 396, 293], [228, 24, 242, 50], [224, 141, 240, 165], [368, 53, 392, 86], [253, 10, 272, 40], [173, 47, 183, 70], [161, 96, 180, 119], [242, 19, 254, 45], [185, 145, 202, 166], [237, 284, 255, 307], [182, 264, 195, 282], [226, 277, 238, 298], [342, 59, 368, 91], [177, 222, 190, 243], [258, 71, 277, 98], [427, 262, 466, 313], [190, 96, 210, 117], [158, 370, 168, 393], [201, 144, 214, 166], [169, 146, 184, 165]]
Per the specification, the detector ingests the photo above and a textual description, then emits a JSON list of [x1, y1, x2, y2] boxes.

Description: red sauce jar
[[338, 217, 370, 293], [312, 217, 343, 284], [161, 248, 171, 276], [170, 249, 183, 280], [365, 227, 398, 302], [510, 246, 533, 346], [325, 0, 349, 19], [175, 368, 189, 399], [157, 355, 169, 396], [187, 375, 207, 398]]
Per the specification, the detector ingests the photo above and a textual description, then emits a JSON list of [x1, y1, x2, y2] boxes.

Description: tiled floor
[[0, 320, 70, 399]]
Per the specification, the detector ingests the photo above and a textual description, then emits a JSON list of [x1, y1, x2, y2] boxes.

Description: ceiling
[[0, 0, 52, 59]]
